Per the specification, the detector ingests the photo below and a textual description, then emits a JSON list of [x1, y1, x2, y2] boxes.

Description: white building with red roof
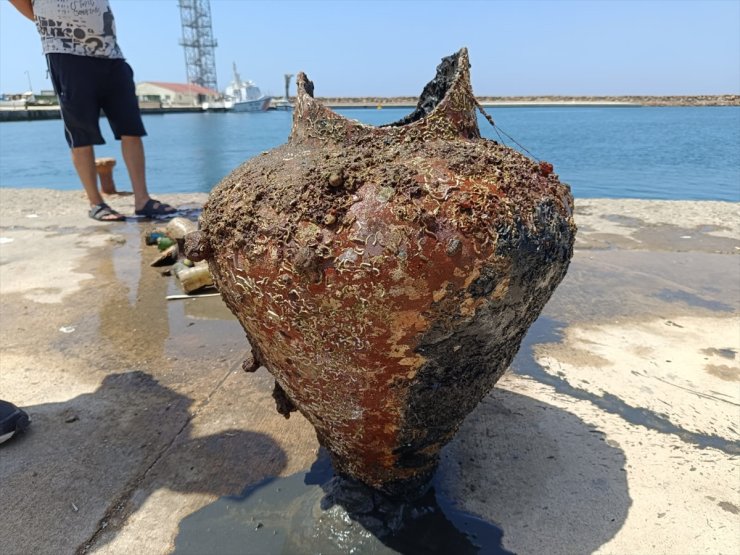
[[136, 82, 221, 107]]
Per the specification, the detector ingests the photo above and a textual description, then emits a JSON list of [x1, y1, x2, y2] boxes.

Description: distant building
[[35, 90, 59, 105], [136, 82, 220, 107]]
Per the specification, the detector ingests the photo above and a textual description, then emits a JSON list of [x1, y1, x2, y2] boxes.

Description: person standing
[[9, 0, 176, 221]]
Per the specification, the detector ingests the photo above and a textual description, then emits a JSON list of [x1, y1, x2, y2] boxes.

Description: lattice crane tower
[[178, 0, 219, 91]]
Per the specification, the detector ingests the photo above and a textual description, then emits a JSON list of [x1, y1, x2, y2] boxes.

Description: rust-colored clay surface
[[187, 49, 576, 496]]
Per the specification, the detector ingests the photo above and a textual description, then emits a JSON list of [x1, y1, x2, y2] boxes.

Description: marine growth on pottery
[[186, 48, 576, 497]]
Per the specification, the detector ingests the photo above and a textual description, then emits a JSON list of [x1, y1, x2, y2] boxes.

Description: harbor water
[[1, 106, 738, 202]]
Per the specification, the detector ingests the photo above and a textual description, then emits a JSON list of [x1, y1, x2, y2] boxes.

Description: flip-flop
[[89, 202, 125, 222], [135, 198, 177, 219]]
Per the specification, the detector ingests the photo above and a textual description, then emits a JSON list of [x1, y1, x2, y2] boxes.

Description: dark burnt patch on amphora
[[396, 200, 575, 479]]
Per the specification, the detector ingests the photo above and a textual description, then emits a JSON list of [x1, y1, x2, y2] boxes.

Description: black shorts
[[47, 53, 147, 148]]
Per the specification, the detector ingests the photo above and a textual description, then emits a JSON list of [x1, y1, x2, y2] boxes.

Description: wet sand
[[0, 189, 738, 554]]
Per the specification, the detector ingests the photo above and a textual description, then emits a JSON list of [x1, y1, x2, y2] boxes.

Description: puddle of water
[[543, 250, 740, 323], [631, 225, 740, 253], [702, 348, 737, 360], [600, 213, 646, 227], [181, 293, 235, 321], [174, 450, 511, 555], [78, 221, 244, 367], [654, 288, 734, 312]]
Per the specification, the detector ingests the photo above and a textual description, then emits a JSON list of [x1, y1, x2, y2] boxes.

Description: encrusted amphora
[[187, 48, 576, 497]]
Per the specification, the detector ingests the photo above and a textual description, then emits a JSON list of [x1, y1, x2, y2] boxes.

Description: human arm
[[8, 0, 34, 21]]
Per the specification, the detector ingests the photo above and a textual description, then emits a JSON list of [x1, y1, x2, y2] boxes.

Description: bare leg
[[71, 146, 105, 206], [121, 135, 175, 216], [120, 135, 151, 211]]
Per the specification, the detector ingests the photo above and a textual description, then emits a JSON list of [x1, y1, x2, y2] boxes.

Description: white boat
[[225, 63, 271, 112], [202, 98, 234, 112], [0, 91, 35, 109], [270, 97, 293, 111]]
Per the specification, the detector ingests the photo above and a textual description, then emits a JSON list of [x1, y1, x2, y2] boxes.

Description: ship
[[224, 63, 271, 112]]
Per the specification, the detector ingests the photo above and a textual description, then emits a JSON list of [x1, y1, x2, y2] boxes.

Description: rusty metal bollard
[[95, 157, 117, 194]]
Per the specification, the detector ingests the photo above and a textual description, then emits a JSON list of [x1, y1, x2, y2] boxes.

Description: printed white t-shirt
[[32, 0, 124, 58]]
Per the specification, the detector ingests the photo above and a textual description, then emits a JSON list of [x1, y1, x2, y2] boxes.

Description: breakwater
[[322, 94, 739, 107], [0, 105, 202, 122], [2, 95, 738, 122]]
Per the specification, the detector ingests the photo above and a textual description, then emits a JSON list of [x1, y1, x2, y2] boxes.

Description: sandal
[[135, 198, 177, 219], [89, 202, 125, 222]]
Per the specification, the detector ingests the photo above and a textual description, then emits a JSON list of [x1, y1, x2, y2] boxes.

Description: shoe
[[89, 202, 126, 222], [0, 400, 30, 444], [135, 199, 178, 219]]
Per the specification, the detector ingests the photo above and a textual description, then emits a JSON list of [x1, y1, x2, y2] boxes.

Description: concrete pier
[[0, 189, 738, 554]]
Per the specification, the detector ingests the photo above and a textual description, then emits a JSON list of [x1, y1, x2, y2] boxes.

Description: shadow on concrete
[[440, 386, 630, 555], [514, 316, 739, 454], [0, 371, 287, 555], [427, 312, 632, 555]]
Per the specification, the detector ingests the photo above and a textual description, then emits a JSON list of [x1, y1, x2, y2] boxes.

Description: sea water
[[1, 106, 738, 201]]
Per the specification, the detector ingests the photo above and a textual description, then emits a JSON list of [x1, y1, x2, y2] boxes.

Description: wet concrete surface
[[1, 190, 739, 554], [175, 450, 512, 555]]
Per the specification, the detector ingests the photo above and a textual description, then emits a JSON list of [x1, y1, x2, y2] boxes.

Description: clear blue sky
[[1, 0, 739, 97]]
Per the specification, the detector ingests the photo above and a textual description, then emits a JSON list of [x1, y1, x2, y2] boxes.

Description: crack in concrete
[[648, 374, 740, 407]]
